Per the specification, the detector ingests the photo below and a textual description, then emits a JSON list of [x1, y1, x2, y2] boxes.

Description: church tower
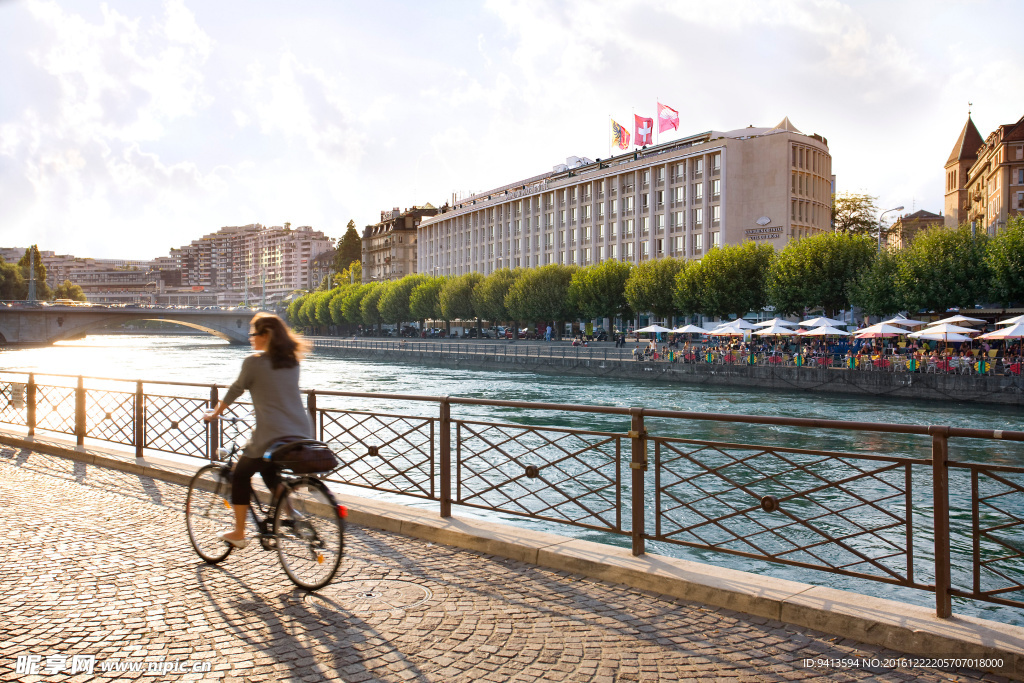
[[944, 115, 984, 228]]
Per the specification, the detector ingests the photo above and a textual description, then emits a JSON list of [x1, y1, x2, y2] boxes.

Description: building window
[[655, 214, 665, 231], [570, 207, 577, 224], [712, 179, 720, 199], [625, 242, 635, 261], [545, 233, 553, 249], [711, 232, 720, 248], [674, 186, 685, 204], [624, 196, 634, 212], [610, 199, 617, 215], [640, 216, 649, 235], [582, 205, 591, 221], [693, 183, 703, 201], [656, 167, 665, 184], [674, 236, 684, 253], [1018, 192, 1024, 209], [569, 228, 576, 245], [597, 224, 604, 240], [1019, 169, 1024, 185], [610, 243, 618, 259], [712, 153, 721, 172], [624, 219, 635, 237], [712, 205, 721, 225], [584, 248, 591, 265], [598, 202, 605, 218], [655, 190, 664, 208], [693, 208, 703, 226], [583, 225, 591, 241], [559, 210, 566, 226], [694, 158, 703, 175], [640, 242, 649, 260], [641, 194, 649, 210], [656, 239, 664, 256], [693, 233, 703, 253], [609, 222, 617, 238], [673, 211, 683, 229], [642, 170, 650, 187], [674, 163, 685, 181]]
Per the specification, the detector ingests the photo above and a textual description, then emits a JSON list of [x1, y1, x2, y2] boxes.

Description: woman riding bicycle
[[203, 312, 311, 548]]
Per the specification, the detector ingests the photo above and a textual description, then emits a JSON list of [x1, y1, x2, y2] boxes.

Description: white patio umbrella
[[880, 315, 927, 328], [978, 322, 1024, 339], [912, 323, 980, 337], [713, 319, 756, 331], [932, 314, 985, 326], [635, 324, 673, 333], [753, 317, 798, 328], [909, 332, 974, 343], [854, 323, 912, 339], [798, 325, 850, 337], [671, 324, 708, 334], [753, 321, 800, 336], [799, 316, 847, 328], [996, 314, 1024, 327]]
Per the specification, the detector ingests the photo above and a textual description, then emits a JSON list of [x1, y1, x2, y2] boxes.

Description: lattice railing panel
[[654, 438, 915, 585], [0, 381, 29, 427], [319, 409, 435, 499], [953, 464, 1024, 608], [34, 384, 77, 436], [456, 420, 622, 533], [144, 394, 211, 458], [86, 389, 135, 446]]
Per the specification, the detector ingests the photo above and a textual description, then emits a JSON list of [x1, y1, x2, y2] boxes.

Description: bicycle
[[185, 417, 345, 591]]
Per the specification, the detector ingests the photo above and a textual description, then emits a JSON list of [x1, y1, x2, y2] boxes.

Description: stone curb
[[2, 429, 1023, 680]]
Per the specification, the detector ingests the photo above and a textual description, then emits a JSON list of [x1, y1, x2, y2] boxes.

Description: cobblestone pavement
[[0, 446, 1009, 682]]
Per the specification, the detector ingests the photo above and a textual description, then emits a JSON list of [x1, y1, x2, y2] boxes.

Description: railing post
[[208, 386, 219, 461], [307, 390, 318, 440], [134, 381, 144, 459], [75, 376, 85, 446], [26, 373, 36, 437], [930, 425, 952, 618], [629, 407, 647, 556], [439, 396, 452, 518]]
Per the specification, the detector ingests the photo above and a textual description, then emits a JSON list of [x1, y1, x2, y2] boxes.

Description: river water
[[2, 334, 1022, 625]]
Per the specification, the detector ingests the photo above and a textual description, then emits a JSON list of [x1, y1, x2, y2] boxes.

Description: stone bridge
[[0, 306, 256, 345]]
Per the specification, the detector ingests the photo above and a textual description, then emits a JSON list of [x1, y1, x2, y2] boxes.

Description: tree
[[682, 242, 774, 318], [849, 249, 903, 316], [986, 215, 1024, 307], [505, 264, 577, 338], [895, 226, 990, 312], [334, 260, 361, 287], [18, 245, 52, 300], [766, 232, 876, 316], [0, 259, 25, 300], [341, 285, 373, 325], [359, 281, 387, 333], [53, 280, 86, 302], [410, 277, 445, 323], [624, 258, 681, 320], [379, 274, 429, 325], [313, 290, 334, 327], [286, 295, 305, 326], [334, 220, 362, 276], [472, 269, 521, 324], [439, 273, 483, 324], [832, 193, 881, 238], [328, 285, 352, 326], [672, 260, 701, 316], [568, 260, 632, 327]]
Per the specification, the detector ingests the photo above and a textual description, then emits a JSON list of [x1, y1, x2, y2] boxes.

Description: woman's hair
[[252, 312, 310, 369]]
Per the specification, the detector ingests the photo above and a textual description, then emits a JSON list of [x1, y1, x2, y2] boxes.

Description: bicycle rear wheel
[[186, 464, 234, 563], [274, 478, 344, 590]]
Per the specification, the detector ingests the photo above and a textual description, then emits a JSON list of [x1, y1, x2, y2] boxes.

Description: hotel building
[[417, 118, 832, 276], [945, 113, 1024, 233]]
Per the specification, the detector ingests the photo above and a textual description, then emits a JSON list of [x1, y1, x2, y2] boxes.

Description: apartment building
[[362, 205, 438, 283], [945, 113, 1024, 232], [417, 118, 831, 276], [886, 209, 945, 250]]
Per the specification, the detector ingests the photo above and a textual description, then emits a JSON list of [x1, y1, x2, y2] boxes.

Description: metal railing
[[1, 370, 1023, 620]]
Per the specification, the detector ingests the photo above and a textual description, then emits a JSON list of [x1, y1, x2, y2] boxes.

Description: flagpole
[[608, 114, 611, 159], [655, 98, 659, 146]]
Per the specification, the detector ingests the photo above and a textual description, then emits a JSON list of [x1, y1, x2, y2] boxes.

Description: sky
[[1, 0, 1023, 260]]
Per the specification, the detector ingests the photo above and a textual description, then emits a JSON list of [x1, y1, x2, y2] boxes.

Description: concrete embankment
[[310, 339, 1024, 406]]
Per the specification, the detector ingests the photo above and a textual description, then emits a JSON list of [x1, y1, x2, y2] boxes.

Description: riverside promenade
[[308, 338, 1024, 407], [1, 435, 1022, 682]]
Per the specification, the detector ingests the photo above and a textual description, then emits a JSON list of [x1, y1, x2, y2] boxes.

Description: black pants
[[231, 456, 282, 506]]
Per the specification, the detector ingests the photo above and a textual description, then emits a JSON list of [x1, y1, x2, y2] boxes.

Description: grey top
[[223, 353, 312, 459]]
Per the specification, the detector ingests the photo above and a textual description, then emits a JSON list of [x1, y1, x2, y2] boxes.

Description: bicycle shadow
[[192, 562, 426, 681]]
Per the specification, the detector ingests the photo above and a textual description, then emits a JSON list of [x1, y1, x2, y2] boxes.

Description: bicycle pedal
[[258, 536, 277, 550]]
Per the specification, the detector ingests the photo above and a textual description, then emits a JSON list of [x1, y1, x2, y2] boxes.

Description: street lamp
[[878, 206, 905, 252]]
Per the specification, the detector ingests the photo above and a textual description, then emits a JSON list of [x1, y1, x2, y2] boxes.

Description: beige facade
[[944, 116, 984, 228], [362, 205, 437, 283], [962, 115, 1024, 234], [885, 209, 944, 250], [417, 119, 831, 276]]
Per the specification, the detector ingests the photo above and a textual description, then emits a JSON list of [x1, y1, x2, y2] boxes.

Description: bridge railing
[[1, 370, 1023, 620]]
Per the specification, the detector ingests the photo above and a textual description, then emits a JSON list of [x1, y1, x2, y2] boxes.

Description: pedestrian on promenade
[[203, 312, 312, 548]]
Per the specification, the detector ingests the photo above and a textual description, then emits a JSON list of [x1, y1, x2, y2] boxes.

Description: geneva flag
[[635, 114, 654, 146], [658, 102, 680, 133], [612, 120, 630, 150]]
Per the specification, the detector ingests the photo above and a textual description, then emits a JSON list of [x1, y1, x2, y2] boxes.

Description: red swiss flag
[[634, 114, 654, 146]]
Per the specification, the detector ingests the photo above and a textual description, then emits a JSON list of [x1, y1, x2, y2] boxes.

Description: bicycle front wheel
[[186, 464, 234, 563], [275, 478, 344, 590]]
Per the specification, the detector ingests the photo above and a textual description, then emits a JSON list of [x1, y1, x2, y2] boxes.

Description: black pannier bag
[[270, 439, 339, 474]]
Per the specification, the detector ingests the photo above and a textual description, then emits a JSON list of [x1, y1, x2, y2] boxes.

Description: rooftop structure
[[361, 205, 438, 283]]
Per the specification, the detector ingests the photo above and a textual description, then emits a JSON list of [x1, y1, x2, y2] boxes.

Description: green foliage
[[895, 226, 990, 312], [671, 260, 700, 315], [18, 246, 52, 300], [766, 232, 876, 316], [359, 282, 387, 327], [832, 193, 880, 237], [313, 290, 334, 326], [568, 259, 632, 323], [0, 258, 25, 300], [379, 275, 429, 324], [678, 243, 774, 318], [505, 264, 577, 324], [334, 220, 362, 276], [328, 286, 351, 325], [334, 260, 361, 287], [410, 277, 445, 321], [849, 249, 903, 316], [986, 215, 1024, 307], [624, 258, 682, 319], [472, 269, 521, 323], [53, 279, 86, 302], [286, 296, 305, 326], [341, 285, 373, 324], [439, 273, 483, 322], [297, 294, 317, 328]]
